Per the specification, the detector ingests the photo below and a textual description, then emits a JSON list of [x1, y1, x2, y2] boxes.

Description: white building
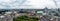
[[37, 11, 43, 14]]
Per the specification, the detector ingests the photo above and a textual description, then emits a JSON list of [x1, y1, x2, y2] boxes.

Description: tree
[[13, 15, 38, 21]]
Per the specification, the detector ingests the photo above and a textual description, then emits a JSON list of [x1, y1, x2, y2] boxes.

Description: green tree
[[13, 15, 38, 21]]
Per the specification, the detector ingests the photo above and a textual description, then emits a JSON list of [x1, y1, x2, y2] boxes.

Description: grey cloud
[[0, 0, 27, 9]]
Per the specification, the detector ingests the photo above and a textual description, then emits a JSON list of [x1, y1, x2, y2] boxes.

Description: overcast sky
[[0, 0, 60, 9]]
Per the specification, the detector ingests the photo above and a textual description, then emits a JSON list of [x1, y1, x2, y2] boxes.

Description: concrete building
[[0, 11, 18, 21], [37, 11, 43, 13]]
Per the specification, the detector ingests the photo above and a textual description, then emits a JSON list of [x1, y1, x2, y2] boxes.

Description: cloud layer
[[0, 0, 60, 9]]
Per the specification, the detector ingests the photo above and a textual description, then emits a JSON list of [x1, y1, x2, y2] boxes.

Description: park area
[[13, 13, 41, 21], [13, 15, 38, 21], [13, 13, 57, 21]]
